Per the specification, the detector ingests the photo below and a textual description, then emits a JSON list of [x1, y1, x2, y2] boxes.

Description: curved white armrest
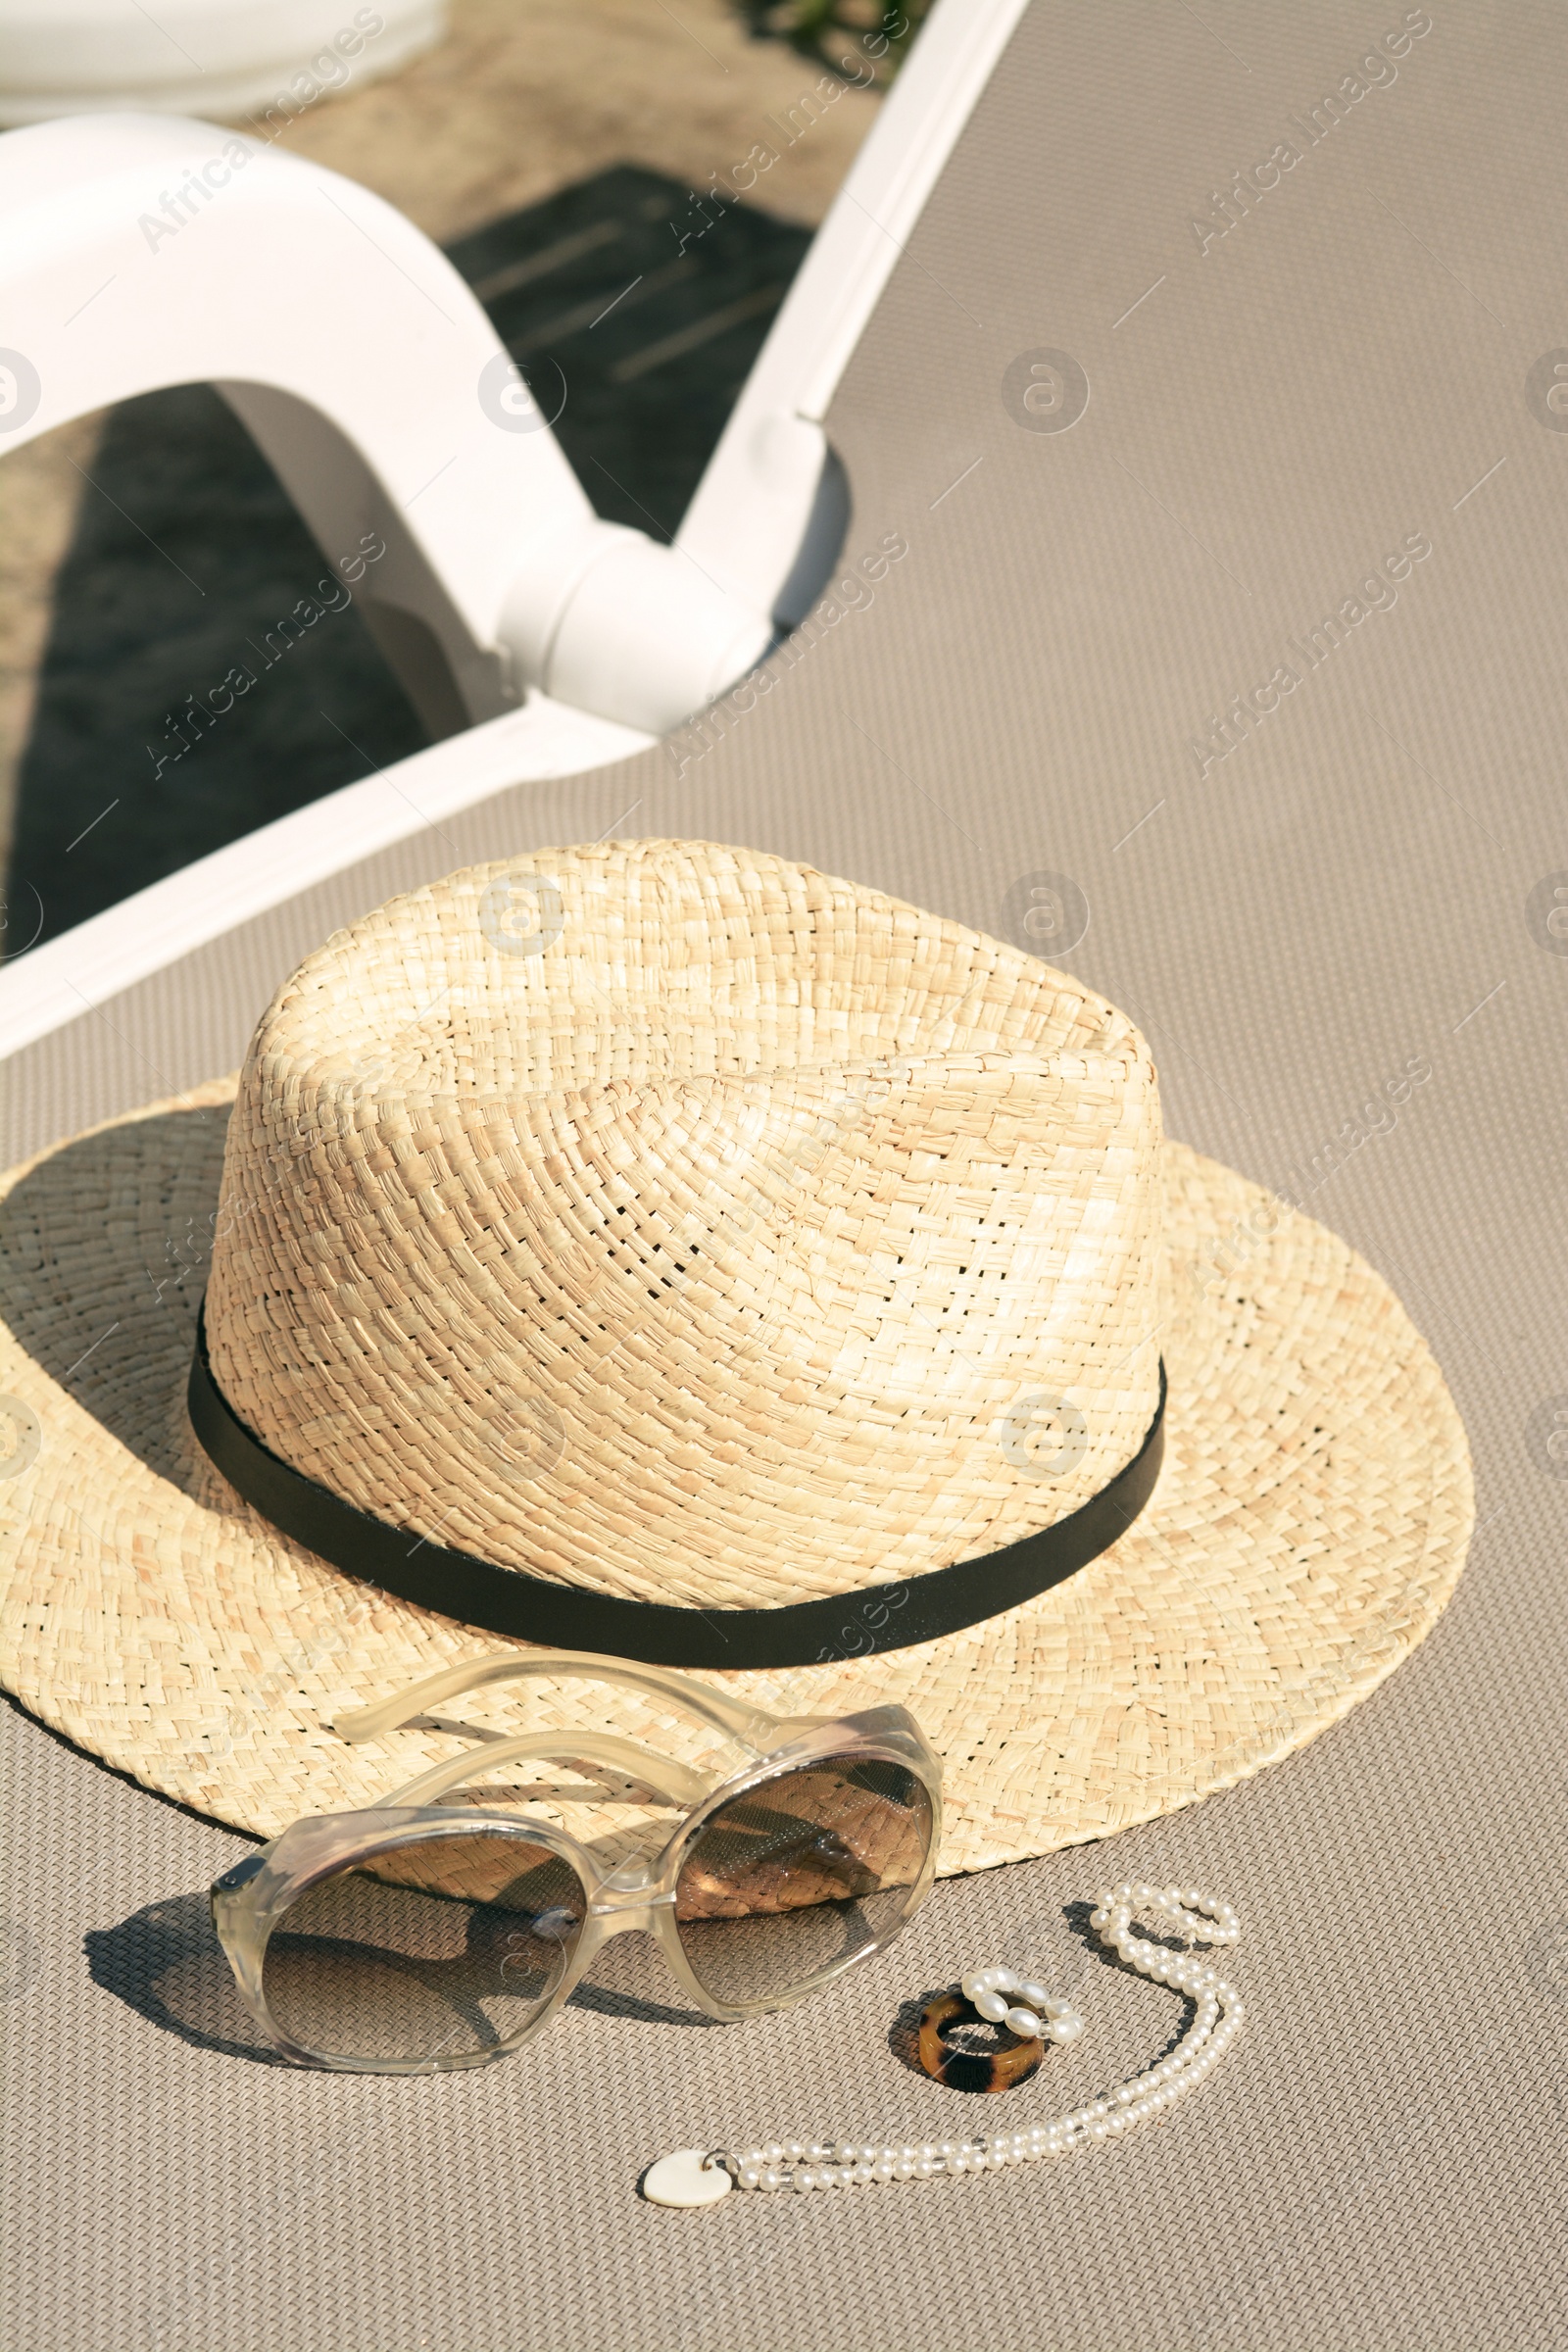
[[0, 115, 771, 733], [0, 3, 1032, 747], [0, 114, 587, 728]]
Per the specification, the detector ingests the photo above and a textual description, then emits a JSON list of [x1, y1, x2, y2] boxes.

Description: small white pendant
[[643, 2148, 733, 2208]]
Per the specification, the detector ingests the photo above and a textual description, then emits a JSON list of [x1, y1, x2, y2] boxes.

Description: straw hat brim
[[0, 1077, 1471, 1874]]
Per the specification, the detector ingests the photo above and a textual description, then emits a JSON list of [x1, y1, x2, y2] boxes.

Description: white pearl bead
[[724, 1883, 1243, 2205]]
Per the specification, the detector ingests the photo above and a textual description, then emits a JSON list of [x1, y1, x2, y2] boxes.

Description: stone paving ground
[[0, 0, 880, 948]]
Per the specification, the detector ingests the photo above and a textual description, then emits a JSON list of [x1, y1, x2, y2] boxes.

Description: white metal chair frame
[[0, 0, 1028, 1058]]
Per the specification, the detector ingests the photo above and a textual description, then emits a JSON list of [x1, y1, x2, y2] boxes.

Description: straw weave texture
[[207, 840, 1163, 1606], [0, 849, 1471, 1871], [0, 0, 1555, 2336]]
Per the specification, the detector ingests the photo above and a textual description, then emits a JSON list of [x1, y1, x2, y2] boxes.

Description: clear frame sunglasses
[[210, 1649, 943, 2073]]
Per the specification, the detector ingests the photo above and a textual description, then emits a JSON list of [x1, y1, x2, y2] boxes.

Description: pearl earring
[[957, 1966, 1085, 2045], [917, 1965, 1086, 2092], [645, 1883, 1246, 2203]]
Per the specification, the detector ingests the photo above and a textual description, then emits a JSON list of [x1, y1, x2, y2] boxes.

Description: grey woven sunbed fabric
[[2, 3, 1564, 2345]]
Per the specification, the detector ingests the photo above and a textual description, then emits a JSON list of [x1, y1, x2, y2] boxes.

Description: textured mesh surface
[[3, 2, 1565, 2344]]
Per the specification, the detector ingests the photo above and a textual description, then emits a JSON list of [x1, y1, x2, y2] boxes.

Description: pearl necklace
[[651, 1886, 1243, 2203]]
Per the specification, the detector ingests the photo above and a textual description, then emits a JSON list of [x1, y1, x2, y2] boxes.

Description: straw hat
[[0, 840, 1471, 1875]]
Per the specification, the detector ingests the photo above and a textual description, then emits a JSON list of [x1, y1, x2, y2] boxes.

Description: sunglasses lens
[[262, 1833, 586, 2066], [673, 1755, 933, 2008]]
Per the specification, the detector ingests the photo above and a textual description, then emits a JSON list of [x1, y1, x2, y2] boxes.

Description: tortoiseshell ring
[[917, 1990, 1044, 2093]]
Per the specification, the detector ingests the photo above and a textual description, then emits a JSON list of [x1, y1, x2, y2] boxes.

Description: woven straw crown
[[204, 840, 1165, 1614], [0, 834, 1472, 1863]]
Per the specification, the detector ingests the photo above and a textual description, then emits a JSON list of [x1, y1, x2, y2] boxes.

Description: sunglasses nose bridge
[[585, 1880, 675, 1939]]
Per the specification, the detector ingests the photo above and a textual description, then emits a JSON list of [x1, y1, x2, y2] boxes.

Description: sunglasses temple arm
[[379, 1730, 715, 1809], [332, 1648, 779, 1753]]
